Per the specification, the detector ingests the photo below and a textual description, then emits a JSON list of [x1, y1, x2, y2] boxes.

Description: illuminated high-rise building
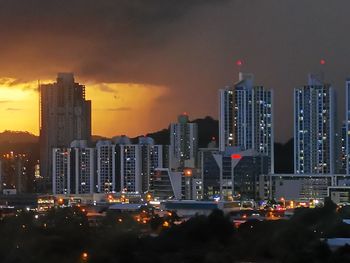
[[138, 137, 168, 192], [52, 148, 71, 195], [294, 73, 336, 174], [40, 73, 91, 191], [219, 73, 274, 173], [345, 79, 350, 175], [198, 148, 221, 200], [0, 152, 29, 193], [70, 140, 94, 194], [120, 144, 142, 193], [169, 114, 198, 169], [340, 121, 347, 174], [96, 140, 117, 193], [52, 140, 94, 194]]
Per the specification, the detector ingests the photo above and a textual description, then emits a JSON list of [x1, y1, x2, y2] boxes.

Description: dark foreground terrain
[[1, 199, 350, 262]]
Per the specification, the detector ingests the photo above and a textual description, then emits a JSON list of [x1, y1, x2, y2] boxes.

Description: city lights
[[0, 2, 350, 262], [231, 154, 242, 160], [81, 252, 88, 261], [183, 169, 193, 177]]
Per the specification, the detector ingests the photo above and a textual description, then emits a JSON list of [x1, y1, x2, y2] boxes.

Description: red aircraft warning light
[[236, 59, 243, 66], [320, 59, 326, 65], [231, 154, 242, 160]]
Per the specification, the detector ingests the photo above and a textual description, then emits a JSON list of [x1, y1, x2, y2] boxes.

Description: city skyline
[[1, 2, 350, 262], [0, 69, 348, 143], [2, 1, 350, 142]]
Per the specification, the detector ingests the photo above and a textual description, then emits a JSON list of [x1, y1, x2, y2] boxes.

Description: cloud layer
[[0, 0, 350, 140]]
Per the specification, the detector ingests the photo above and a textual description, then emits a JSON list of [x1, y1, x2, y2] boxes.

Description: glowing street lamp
[[81, 252, 88, 261], [280, 197, 286, 208], [183, 169, 192, 177], [146, 193, 152, 201], [58, 198, 64, 206]]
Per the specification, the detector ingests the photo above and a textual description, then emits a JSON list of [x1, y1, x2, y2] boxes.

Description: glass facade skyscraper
[[294, 73, 335, 174]]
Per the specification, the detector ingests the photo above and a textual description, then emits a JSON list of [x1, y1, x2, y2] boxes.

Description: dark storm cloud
[[0, 0, 229, 83], [1, 0, 350, 140], [97, 84, 115, 93]]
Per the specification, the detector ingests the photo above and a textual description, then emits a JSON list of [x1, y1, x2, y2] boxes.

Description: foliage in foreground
[[1, 200, 350, 263]]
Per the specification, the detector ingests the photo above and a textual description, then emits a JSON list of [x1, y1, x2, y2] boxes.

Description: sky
[[0, 0, 350, 142]]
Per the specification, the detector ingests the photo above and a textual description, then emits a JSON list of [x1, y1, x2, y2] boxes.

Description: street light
[[81, 252, 88, 261], [280, 197, 285, 208], [183, 169, 192, 177]]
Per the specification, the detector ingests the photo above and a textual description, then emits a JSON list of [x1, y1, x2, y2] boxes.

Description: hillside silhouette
[[0, 117, 294, 173]]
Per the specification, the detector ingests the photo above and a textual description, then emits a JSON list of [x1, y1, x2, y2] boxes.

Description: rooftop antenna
[[236, 59, 243, 80], [308, 59, 326, 85], [319, 58, 326, 84], [38, 80, 41, 132]]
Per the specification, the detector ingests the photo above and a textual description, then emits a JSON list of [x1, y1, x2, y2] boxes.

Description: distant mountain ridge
[[92, 116, 219, 148], [0, 131, 39, 160], [0, 117, 294, 172], [130, 116, 219, 148], [0, 130, 38, 143]]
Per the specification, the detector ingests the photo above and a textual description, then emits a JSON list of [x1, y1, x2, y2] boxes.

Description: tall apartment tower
[[340, 121, 347, 174], [120, 144, 142, 193], [40, 73, 91, 191], [138, 137, 166, 192], [0, 153, 29, 193], [219, 73, 274, 173], [70, 140, 94, 194], [52, 148, 71, 195], [294, 73, 336, 174], [52, 140, 94, 194], [96, 140, 116, 193], [345, 80, 350, 174], [169, 114, 198, 169]]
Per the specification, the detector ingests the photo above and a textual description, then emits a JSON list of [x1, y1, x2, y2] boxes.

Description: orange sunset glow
[[0, 78, 170, 137]]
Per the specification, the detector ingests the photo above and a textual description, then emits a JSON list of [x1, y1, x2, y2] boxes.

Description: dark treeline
[[1, 199, 350, 262]]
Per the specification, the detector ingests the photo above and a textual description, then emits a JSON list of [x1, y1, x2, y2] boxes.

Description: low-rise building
[[259, 174, 350, 202], [328, 186, 350, 204]]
